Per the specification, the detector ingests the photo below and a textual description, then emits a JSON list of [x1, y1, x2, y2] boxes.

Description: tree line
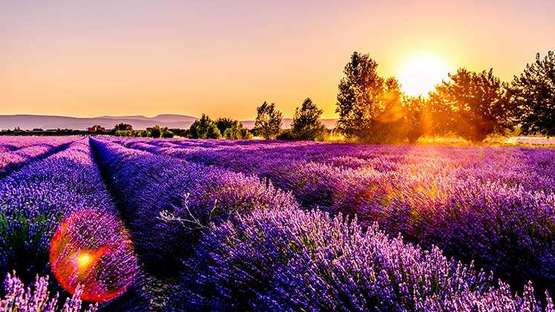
[[189, 49, 554, 143], [9, 50, 551, 142], [336, 50, 555, 143], [174, 98, 328, 141]]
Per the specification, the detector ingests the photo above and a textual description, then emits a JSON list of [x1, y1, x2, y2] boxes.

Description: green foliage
[[276, 129, 295, 140], [114, 123, 133, 131], [402, 96, 429, 143], [336, 53, 416, 143], [114, 130, 135, 136], [216, 118, 250, 139], [430, 68, 511, 142], [161, 129, 174, 138], [189, 114, 222, 139], [145, 125, 174, 138], [0, 211, 59, 278], [336, 52, 385, 140], [510, 51, 555, 136], [215, 118, 238, 135], [255, 102, 282, 139], [291, 98, 325, 140], [148, 126, 162, 138], [335, 53, 404, 143]]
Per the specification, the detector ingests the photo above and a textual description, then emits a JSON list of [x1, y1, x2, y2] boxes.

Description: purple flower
[[0, 271, 98, 312]]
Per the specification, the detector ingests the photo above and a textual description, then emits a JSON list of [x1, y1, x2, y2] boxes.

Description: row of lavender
[[120, 138, 555, 191], [0, 139, 140, 311], [116, 138, 555, 295], [91, 138, 553, 311], [0, 136, 76, 177]]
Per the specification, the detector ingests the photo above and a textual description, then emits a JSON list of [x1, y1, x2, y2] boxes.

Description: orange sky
[[1, 0, 553, 119]]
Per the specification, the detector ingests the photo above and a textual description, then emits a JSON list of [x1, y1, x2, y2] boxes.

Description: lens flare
[[77, 252, 93, 271], [49, 210, 138, 302]]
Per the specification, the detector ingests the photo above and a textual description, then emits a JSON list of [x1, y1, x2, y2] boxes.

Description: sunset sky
[[1, 0, 553, 120]]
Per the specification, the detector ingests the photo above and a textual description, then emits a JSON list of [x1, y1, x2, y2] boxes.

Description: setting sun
[[397, 54, 451, 96]]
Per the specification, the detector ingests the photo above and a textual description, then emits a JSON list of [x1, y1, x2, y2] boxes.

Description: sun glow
[[397, 53, 451, 96], [76, 252, 94, 271]]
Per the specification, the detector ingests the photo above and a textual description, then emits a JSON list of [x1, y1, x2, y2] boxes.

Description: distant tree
[[223, 127, 251, 140], [291, 98, 325, 140], [336, 52, 385, 140], [429, 68, 510, 142], [169, 128, 189, 138], [189, 114, 221, 139], [215, 118, 238, 135], [216, 117, 249, 139], [510, 51, 555, 136], [114, 123, 133, 131], [242, 128, 253, 139], [254, 102, 282, 139], [147, 125, 162, 138], [161, 128, 174, 138]]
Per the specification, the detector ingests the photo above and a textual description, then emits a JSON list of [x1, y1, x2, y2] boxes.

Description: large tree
[[430, 68, 510, 142], [336, 52, 385, 140], [254, 102, 282, 139], [510, 51, 555, 136], [291, 98, 325, 140]]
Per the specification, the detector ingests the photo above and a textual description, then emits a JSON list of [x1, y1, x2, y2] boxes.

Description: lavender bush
[[0, 140, 122, 277], [178, 207, 553, 311], [0, 140, 141, 310], [2, 136, 553, 310], [90, 138, 298, 275], [0, 271, 97, 312], [120, 139, 555, 293], [0, 137, 75, 177]]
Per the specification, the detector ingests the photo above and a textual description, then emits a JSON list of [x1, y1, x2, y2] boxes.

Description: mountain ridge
[[0, 114, 337, 130], [0, 114, 197, 130]]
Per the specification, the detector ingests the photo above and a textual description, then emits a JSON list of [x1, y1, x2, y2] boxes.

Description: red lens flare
[[49, 210, 138, 302]]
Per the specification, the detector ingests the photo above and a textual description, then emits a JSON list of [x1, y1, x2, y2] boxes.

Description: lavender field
[[0, 136, 554, 311]]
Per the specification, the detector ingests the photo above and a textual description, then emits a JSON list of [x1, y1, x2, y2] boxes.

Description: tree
[[336, 52, 385, 140], [215, 118, 238, 135], [510, 51, 555, 136], [114, 123, 133, 131], [254, 102, 282, 139], [291, 98, 325, 140], [147, 125, 162, 138], [216, 117, 249, 139], [189, 114, 221, 139], [429, 68, 510, 142], [160, 127, 174, 138], [402, 96, 430, 143], [372, 78, 408, 143]]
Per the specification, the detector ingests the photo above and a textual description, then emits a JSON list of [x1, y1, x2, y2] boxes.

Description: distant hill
[[0, 114, 337, 130], [0, 114, 198, 130]]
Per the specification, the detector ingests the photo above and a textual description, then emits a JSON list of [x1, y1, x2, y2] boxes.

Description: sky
[[1, 0, 553, 119]]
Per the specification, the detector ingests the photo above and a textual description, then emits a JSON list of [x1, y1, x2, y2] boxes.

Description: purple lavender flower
[[90, 138, 298, 277], [119, 138, 555, 293], [0, 271, 98, 312], [180, 207, 553, 311]]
